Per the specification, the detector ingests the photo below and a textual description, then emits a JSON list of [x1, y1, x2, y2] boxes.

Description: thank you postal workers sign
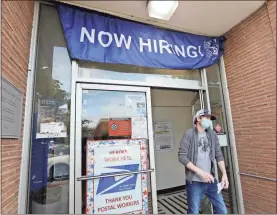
[[86, 139, 149, 214], [57, 4, 225, 70]]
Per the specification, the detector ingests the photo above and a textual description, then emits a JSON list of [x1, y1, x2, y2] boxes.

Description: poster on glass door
[[36, 99, 68, 139], [125, 94, 146, 117], [108, 118, 132, 137], [131, 117, 148, 139], [86, 139, 148, 214]]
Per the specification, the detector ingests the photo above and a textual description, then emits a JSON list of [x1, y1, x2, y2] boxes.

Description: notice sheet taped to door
[[131, 117, 148, 139], [154, 121, 174, 151], [86, 139, 149, 214]]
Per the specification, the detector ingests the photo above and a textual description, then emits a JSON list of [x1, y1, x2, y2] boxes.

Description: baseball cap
[[193, 109, 216, 124]]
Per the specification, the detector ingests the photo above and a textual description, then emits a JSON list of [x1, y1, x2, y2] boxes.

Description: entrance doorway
[[151, 88, 235, 214], [71, 80, 237, 214], [74, 84, 158, 214], [151, 89, 199, 214], [73, 83, 209, 214]]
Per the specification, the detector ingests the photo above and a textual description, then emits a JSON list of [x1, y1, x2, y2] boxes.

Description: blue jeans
[[186, 180, 228, 214]]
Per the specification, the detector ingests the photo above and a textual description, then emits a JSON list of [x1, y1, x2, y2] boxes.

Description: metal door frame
[[69, 60, 205, 213], [69, 60, 210, 214], [65, 60, 244, 214], [74, 83, 158, 214]]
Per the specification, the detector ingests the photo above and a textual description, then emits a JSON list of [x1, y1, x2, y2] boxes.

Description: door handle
[[76, 169, 154, 181]]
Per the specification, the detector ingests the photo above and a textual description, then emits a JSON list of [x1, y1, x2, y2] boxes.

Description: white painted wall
[[151, 89, 197, 190]]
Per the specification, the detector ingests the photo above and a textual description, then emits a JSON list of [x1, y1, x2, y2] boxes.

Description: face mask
[[201, 118, 212, 130]]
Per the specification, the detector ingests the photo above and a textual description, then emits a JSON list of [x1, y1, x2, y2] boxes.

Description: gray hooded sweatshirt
[[178, 127, 224, 183]]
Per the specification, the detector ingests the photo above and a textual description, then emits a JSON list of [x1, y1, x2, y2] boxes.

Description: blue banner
[[57, 4, 225, 70]]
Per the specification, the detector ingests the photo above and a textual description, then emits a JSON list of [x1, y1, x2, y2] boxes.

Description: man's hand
[[218, 161, 229, 189], [186, 162, 215, 183], [197, 170, 214, 183], [221, 173, 229, 189]]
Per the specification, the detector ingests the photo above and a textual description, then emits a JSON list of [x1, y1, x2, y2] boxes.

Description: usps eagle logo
[[96, 164, 139, 195], [204, 39, 219, 60]]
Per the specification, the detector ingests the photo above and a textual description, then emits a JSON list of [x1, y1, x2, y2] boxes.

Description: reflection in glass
[[79, 90, 153, 214], [206, 63, 237, 213], [79, 61, 201, 83], [208, 86, 226, 133], [28, 5, 71, 214], [81, 90, 147, 140], [206, 64, 226, 133]]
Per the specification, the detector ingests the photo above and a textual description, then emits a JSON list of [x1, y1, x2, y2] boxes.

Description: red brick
[[224, 1, 276, 213], [1, 1, 34, 214], [267, 0, 276, 46]]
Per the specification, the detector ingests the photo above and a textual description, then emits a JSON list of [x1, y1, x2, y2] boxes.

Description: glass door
[[75, 84, 157, 214]]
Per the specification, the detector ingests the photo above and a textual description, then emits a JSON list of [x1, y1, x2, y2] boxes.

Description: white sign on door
[[125, 94, 146, 117], [154, 121, 174, 151], [93, 145, 142, 214], [131, 117, 148, 139], [86, 139, 149, 214]]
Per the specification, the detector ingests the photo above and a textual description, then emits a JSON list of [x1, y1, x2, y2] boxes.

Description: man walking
[[178, 109, 228, 214]]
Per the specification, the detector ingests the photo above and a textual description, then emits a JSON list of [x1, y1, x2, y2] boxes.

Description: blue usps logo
[[96, 164, 139, 195], [204, 39, 219, 60]]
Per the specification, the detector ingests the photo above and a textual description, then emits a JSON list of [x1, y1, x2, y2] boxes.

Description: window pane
[[28, 5, 71, 214], [206, 64, 226, 133], [79, 61, 201, 83], [79, 90, 153, 214], [206, 63, 220, 84], [205, 63, 237, 213], [81, 90, 147, 141], [208, 86, 226, 133]]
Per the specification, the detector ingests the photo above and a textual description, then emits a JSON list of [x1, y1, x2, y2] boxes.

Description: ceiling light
[[147, 1, 179, 21]]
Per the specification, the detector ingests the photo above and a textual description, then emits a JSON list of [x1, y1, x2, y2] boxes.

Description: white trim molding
[[18, 1, 40, 214]]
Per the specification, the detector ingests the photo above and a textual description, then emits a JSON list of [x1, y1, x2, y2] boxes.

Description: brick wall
[[1, 1, 34, 213], [267, 0, 276, 46], [224, 1, 276, 214]]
